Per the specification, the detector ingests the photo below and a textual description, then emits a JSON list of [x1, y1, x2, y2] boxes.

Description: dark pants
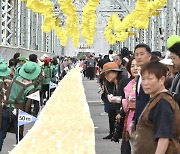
[[89, 67, 95, 80], [50, 88, 56, 96], [32, 100, 40, 117], [108, 108, 116, 135], [42, 84, 50, 101], [83, 70, 86, 77], [86, 67, 90, 79], [0, 108, 23, 151], [121, 140, 131, 154], [32, 92, 43, 117], [101, 93, 110, 113]]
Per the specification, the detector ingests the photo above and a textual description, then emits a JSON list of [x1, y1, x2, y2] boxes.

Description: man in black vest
[[133, 44, 151, 126], [167, 35, 180, 106]]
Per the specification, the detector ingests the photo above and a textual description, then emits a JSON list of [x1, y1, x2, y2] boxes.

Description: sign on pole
[[18, 109, 38, 126], [26, 91, 40, 102], [17, 109, 38, 143], [49, 81, 58, 89]]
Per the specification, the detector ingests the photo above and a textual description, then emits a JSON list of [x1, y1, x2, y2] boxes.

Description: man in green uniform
[[0, 61, 41, 152], [42, 57, 52, 101], [0, 62, 11, 102], [14, 56, 27, 77], [0, 62, 11, 130]]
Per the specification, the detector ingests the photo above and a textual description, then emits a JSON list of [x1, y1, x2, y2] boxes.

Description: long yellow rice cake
[[10, 67, 95, 154]]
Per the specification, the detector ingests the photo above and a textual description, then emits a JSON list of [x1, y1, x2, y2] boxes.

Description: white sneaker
[[100, 112, 108, 116]]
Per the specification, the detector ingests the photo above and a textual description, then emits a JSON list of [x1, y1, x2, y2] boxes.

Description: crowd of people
[[0, 34, 179, 153], [0, 53, 77, 151], [89, 35, 180, 154], [79, 48, 133, 81]]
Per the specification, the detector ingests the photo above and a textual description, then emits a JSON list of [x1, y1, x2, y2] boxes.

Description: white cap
[[37, 59, 44, 66], [43, 54, 48, 58], [160, 58, 173, 65]]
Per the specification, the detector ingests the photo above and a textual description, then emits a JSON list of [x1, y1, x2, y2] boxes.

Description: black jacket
[[104, 75, 130, 113], [134, 77, 150, 126], [170, 72, 180, 106]]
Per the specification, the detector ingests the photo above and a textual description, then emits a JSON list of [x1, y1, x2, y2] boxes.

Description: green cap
[[167, 35, 180, 48], [19, 61, 41, 80], [18, 56, 27, 61], [0, 63, 11, 77]]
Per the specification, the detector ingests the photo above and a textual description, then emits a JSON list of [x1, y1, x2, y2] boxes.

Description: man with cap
[[29, 54, 44, 116], [0, 61, 41, 152], [14, 56, 27, 77], [0, 62, 11, 100], [0, 62, 11, 132], [160, 51, 177, 90], [41, 57, 52, 101], [167, 35, 180, 106], [0, 57, 11, 86]]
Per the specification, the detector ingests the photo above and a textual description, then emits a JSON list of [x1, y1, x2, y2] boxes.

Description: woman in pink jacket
[[121, 57, 140, 152]]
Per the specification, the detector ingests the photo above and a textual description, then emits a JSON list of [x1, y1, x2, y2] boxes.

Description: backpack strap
[[4, 77, 17, 104], [49, 66, 53, 80], [24, 89, 35, 113], [13, 79, 34, 103], [33, 71, 44, 89], [43, 66, 51, 79]]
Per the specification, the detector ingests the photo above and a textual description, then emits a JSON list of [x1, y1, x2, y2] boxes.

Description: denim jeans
[[0, 108, 23, 151]]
